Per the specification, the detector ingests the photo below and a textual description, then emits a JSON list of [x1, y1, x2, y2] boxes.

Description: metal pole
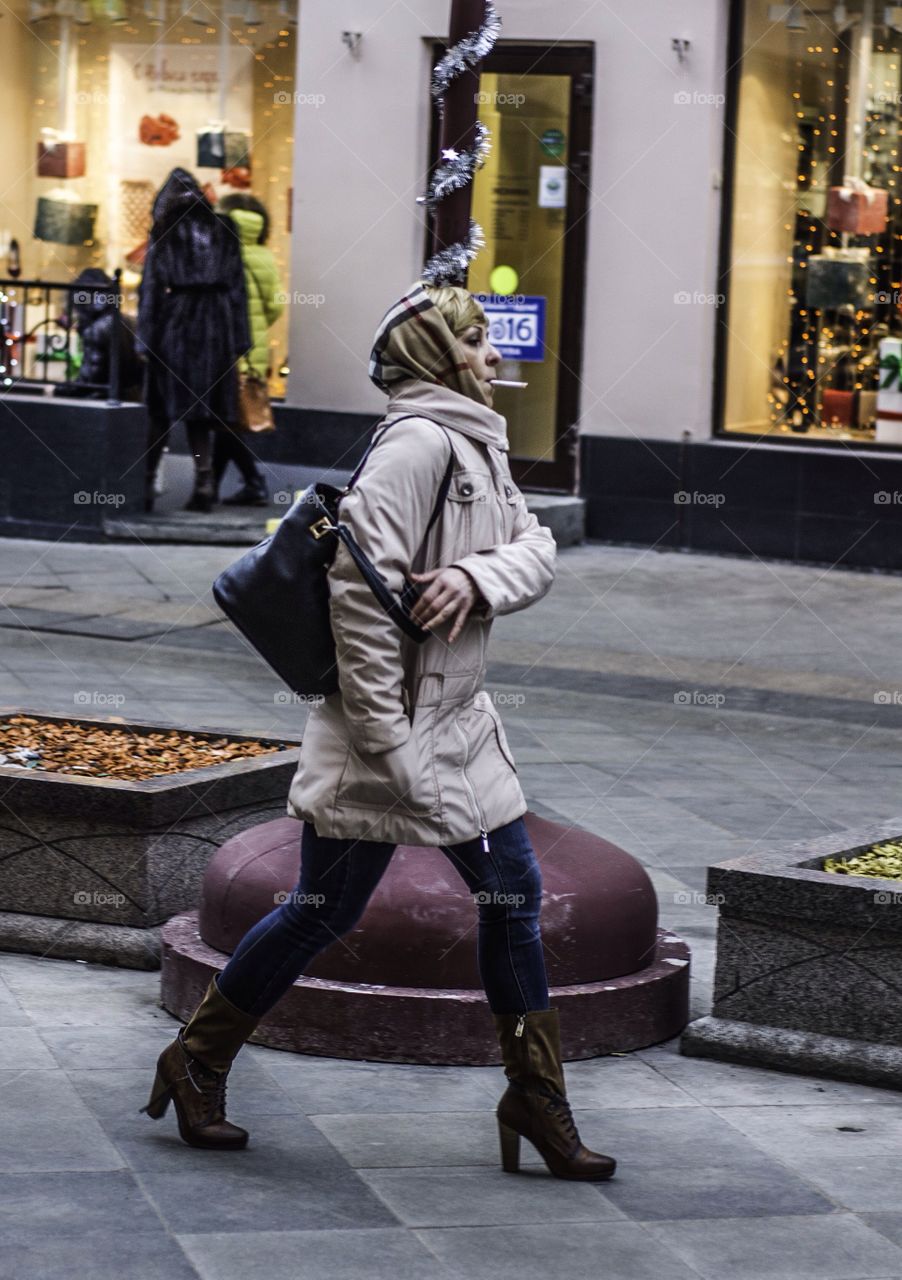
[[108, 269, 122, 405], [845, 0, 874, 182], [431, 0, 488, 285]]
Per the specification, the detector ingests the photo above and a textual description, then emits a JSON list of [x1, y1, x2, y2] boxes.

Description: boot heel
[[498, 1121, 521, 1173], [140, 1070, 172, 1119]]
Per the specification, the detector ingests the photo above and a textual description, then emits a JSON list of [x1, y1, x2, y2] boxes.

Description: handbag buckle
[[310, 516, 334, 540]]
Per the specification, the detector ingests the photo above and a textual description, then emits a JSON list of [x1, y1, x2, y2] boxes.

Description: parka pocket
[[447, 470, 492, 504], [474, 692, 518, 773], [336, 709, 440, 815]]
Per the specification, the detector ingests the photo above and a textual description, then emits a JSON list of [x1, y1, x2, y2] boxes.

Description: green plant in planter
[[824, 839, 902, 882]]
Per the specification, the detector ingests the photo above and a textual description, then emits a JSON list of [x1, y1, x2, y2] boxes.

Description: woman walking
[[138, 168, 250, 513], [213, 193, 285, 506], [142, 282, 616, 1182]]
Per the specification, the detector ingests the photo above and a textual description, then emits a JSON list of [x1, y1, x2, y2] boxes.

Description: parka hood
[[386, 379, 509, 452], [229, 208, 265, 246]]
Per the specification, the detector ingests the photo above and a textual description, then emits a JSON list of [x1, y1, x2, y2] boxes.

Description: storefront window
[[0, 0, 296, 394], [723, 0, 902, 444]]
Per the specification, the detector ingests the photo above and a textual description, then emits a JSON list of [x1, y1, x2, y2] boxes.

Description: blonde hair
[[421, 283, 487, 336]]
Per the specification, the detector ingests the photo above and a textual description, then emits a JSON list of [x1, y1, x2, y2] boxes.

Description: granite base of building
[[0, 395, 147, 541], [682, 1017, 902, 1091], [581, 433, 902, 570], [681, 818, 902, 1089], [0, 910, 161, 970], [160, 911, 691, 1065]]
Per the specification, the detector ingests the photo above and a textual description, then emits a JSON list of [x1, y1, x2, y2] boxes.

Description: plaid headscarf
[[368, 282, 491, 407]]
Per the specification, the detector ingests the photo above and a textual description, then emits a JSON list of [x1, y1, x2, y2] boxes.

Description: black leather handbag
[[212, 416, 455, 697]]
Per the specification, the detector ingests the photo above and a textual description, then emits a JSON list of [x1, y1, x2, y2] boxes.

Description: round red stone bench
[[160, 812, 690, 1064]]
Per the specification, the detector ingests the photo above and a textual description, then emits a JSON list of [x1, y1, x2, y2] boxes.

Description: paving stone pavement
[[1, 536, 902, 1280]]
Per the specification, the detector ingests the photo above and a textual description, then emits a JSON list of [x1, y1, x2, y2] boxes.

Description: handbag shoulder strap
[[345, 413, 455, 534]]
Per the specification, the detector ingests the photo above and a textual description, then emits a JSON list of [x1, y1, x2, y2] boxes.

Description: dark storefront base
[[0, 399, 377, 542], [581, 434, 902, 573], [5, 393, 902, 572], [0, 395, 147, 542]]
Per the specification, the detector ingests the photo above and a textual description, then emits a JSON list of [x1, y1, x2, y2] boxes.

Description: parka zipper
[[455, 719, 490, 852]]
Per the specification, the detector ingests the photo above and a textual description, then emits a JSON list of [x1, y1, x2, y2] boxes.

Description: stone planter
[[681, 819, 902, 1089], [0, 712, 300, 969]]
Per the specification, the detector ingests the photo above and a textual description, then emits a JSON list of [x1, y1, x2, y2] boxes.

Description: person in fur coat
[[137, 168, 251, 512]]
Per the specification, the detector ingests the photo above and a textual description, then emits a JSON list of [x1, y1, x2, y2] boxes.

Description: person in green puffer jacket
[[214, 195, 285, 505]]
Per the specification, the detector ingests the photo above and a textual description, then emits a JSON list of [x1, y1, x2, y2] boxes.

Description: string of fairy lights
[[767, 34, 902, 437]]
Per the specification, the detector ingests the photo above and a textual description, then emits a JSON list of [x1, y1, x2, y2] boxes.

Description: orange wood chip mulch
[[0, 715, 284, 781]]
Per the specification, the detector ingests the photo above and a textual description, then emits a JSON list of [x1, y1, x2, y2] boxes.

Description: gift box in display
[[877, 337, 902, 443], [197, 130, 251, 169], [857, 389, 878, 428], [33, 196, 97, 246], [800, 184, 827, 219], [826, 182, 889, 236], [820, 389, 856, 427], [805, 247, 870, 310], [36, 140, 86, 179]]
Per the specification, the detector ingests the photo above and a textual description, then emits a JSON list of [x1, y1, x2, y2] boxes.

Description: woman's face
[[459, 323, 502, 401]]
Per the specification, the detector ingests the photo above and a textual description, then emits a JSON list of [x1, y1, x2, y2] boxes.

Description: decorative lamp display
[[820, 388, 856, 427], [36, 12, 86, 180], [34, 194, 97, 246], [37, 132, 86, 179], [857, 388, 878, 427], [826, 176, 890, 236], [877, 336, 902, 444], [90, 0, 127, 21], [197, 128, 251, 170], [804, 246, 870, 310]]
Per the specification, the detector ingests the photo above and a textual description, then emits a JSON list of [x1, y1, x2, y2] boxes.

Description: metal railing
[[0, 270, 124, 405]]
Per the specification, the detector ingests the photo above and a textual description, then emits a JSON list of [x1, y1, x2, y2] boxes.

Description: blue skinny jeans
[[217, 815, 550, 1017]]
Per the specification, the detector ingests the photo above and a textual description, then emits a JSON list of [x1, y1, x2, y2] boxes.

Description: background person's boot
[[141, 976, 258, 1149], [493, 1009, 616, 1181], [184, 467, 216, 513], [221, 475, 268, 507]]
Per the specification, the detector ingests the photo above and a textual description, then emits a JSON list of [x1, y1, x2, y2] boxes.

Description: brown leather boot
[[141, 976, 258, 1149], [494, 1009, 617, 1181]]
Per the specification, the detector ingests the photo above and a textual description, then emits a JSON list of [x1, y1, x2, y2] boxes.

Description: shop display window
[[722, 0, 902, 445], [0, 0, 296, 394]]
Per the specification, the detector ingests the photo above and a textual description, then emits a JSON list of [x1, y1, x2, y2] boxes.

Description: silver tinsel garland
[[431, 1, 502, 112], [422, 219, 485, 286], [418, 121, 491, 211], [422, 2, 501, 285]]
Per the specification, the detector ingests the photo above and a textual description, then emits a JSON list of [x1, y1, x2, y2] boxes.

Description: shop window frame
[[712, 0, 902, 451]]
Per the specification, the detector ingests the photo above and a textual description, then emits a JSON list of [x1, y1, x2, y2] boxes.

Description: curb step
[[104, 495, 586, 548]]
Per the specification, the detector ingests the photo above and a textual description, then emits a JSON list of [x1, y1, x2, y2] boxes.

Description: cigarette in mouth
[[491, 379, 529, 389]]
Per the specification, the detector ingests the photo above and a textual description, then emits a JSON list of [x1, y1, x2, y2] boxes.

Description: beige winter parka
[[286, 379, 556, 846]]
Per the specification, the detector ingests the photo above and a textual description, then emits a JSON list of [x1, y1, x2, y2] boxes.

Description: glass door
[[427, 44, 594, 491]]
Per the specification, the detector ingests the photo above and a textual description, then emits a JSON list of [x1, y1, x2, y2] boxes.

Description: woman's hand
[[409, 567, 480, 643]]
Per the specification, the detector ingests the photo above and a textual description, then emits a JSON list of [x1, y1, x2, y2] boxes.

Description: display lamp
[[767, 3, 809, 29]]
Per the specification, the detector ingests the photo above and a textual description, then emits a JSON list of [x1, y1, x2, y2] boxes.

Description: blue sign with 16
[[475, 294, 547, 362]]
